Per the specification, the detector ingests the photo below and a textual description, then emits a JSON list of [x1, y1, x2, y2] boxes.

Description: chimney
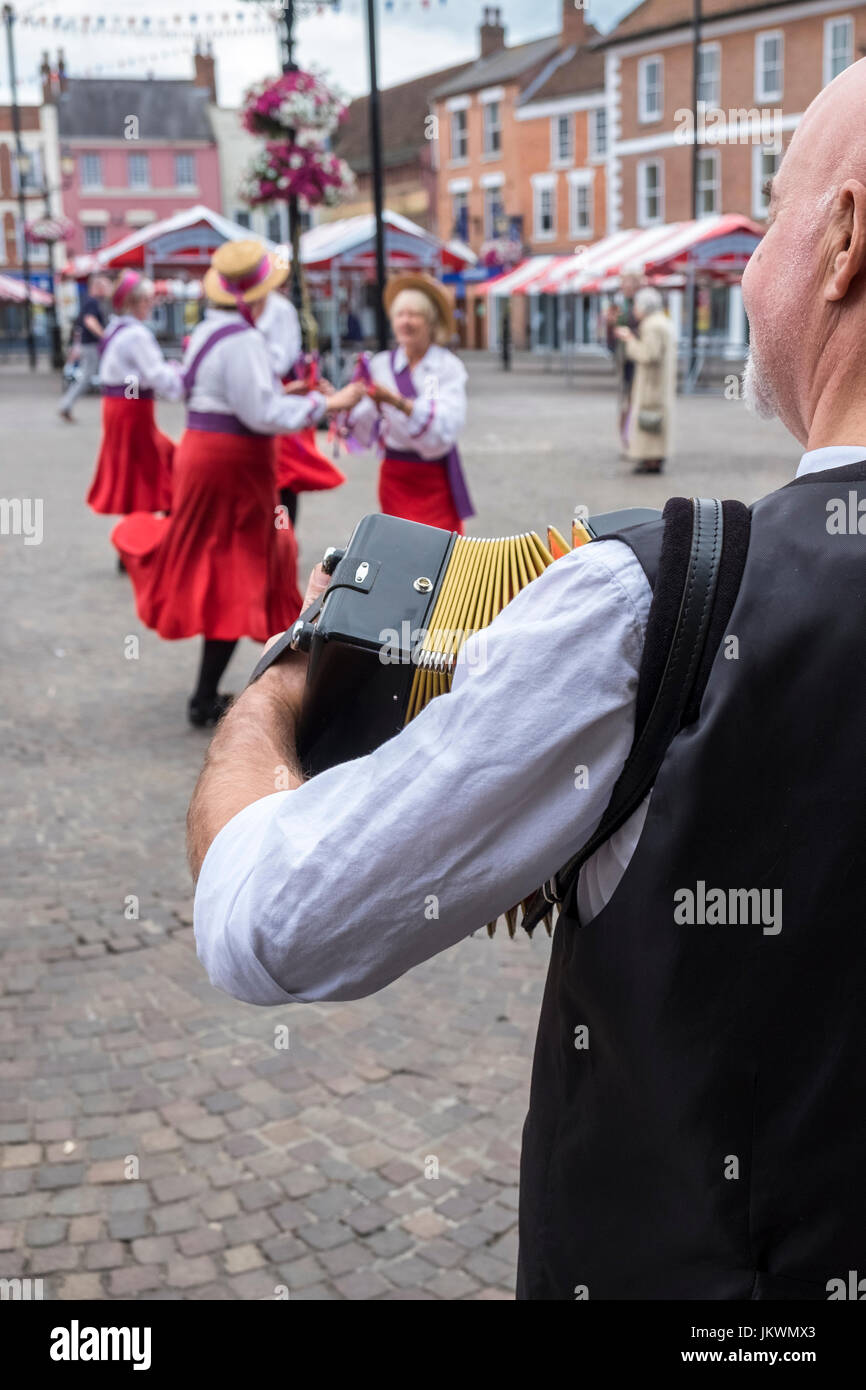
[[480, 6, 506, 59], [57, 49, 68, 94], [193, 41, 217, 102], [562, 0, 592, 48], [40, 51, 53, 104]]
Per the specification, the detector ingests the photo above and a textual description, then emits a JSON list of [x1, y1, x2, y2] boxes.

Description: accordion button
[[413, 576, 433, 593], [322, 546, 345, 575], [289, 620, 315, 654]]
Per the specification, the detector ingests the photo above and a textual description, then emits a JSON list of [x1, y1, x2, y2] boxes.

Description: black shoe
[[116, 553, 126, 574], [188, 693, 233, 728], [632, 460, 664, 475]]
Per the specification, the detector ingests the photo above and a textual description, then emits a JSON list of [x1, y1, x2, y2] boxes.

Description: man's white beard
[[742, 346, 781, 421]]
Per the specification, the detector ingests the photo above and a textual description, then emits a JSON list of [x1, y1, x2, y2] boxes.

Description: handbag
[[638, 407, 664, 433]]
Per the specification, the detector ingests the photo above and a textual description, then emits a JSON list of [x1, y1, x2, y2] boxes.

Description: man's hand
[[186, 564, 331, 883]]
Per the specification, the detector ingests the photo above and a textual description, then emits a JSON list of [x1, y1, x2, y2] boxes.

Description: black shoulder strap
[[521, 495, 749, 934]]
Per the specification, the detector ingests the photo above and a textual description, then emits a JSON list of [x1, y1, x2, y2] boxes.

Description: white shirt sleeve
[[133, 325, 185, 401], [223, 331, 326, 435], [193, 538, 651, 1006], [259, 295, 302, 379], [345, 393, 381, 447], [405, 350, 467, 457]]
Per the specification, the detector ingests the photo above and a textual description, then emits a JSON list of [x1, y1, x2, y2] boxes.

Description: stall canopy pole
[[687, 0, 703, 393], [330, 254, 341, 386], [366, 0, 388, 350], [3, 4, 35, 369]]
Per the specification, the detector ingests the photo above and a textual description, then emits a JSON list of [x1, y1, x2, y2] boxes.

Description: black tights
[[279, 487, 298, 526], [193, 638, 237, 705]]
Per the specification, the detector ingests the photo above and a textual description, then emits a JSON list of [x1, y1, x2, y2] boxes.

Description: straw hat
[[203, 239, 289, 308], [383, 271, 455, 344]]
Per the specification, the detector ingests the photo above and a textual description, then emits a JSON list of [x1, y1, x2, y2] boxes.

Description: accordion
[[249, 506, 660, 933]]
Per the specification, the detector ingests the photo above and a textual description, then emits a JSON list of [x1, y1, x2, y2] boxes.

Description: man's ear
[[826, 180, 866, 302]]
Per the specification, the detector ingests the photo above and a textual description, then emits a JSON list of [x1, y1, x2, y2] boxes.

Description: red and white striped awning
[[0, 272, 53, 306], [484, 216, 764, 297]]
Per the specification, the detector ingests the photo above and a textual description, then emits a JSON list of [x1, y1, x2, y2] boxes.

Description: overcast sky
[[2, 0, 636, 108]]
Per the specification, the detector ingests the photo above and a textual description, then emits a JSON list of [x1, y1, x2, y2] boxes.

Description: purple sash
[[101, 384, 154, 400], [389, 349, 474, 521], [97, 319, 132, 358], [186, 410, 256, 438], [182, 321, 251, 398]]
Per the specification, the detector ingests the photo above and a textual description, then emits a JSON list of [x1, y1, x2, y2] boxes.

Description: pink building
[[44, 49, 222, 258]]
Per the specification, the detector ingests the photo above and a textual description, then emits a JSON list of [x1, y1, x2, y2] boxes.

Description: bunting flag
[[19, 12, 277, 37]]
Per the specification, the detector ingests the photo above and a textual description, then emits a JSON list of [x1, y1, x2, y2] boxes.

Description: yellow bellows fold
[[405, 531, 555, 724]]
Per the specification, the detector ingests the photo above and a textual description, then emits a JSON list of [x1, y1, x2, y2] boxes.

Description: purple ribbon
[[182, 321, 251, 398], [97, 319, 132, 359], [186, 410, 257, 437], [389, 349, 474, 521]]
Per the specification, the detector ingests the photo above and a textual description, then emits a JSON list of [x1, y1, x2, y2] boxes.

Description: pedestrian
[[188, 58, 866, 1299], [615, 286, 676, 475], [610, 269, 641, 453], [111, 239, 364, 728], [343, 272, 474, 533], [86, 271, 182, 517], [257, 287, 345, 529], [58, 274, 110, 422]]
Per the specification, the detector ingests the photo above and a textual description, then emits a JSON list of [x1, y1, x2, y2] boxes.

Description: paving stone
[[276, 1255, 325, 1290], [223, 1243, 265, 1274], [36, 1163, 85, 1190], [29, 1244, 80, 1274], [83, 1241, 126, 1270], [132, 1235, 177, 1264], [166, 1255, 218, 1288], [296, 1220, 352, 1252], [24, 1217, 68, 1247], [108, 1212, 149, 1241], [109, 1264, 163, 1296], [176, 1226, 225, 1257], [333, 1269, 392, 1300]]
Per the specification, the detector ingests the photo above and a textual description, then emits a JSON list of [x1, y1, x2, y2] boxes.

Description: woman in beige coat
[[615, 286, 677, 474]]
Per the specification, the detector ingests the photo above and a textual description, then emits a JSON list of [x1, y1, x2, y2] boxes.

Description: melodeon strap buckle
[[541, 875, 562, 907]]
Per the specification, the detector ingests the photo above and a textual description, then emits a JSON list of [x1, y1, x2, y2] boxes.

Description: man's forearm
[[187, 676, 304, 882]]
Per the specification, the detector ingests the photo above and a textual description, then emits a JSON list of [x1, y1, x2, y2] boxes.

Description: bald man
[[189, 61, 866, 1300]]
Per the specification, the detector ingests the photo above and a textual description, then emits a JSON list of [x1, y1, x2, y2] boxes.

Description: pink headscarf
[[112, 270, 142, 314]]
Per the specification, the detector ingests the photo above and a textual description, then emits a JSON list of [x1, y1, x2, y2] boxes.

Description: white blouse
[[256, 291, 302, 380], [183, 309, 325, 436], [347, 343, 467, 459], [98, 316, 184, 400]]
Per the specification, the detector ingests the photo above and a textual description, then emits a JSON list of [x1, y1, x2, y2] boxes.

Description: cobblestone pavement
[[1, 358, 800, 1299]]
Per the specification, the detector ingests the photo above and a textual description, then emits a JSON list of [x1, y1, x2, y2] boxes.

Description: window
[[266, 210, 283, 243], [450, 108, 468, 162], [175, 152, 196, 187], [824, 16, 854, 85], [483, 100, 501, 157], [568, 172, 593, 239], [552, 114, 573, 165], [127, 153, 150, 188], [696, 150, 719, 216], [452, 190, 469, 240], [752, 144, 781, 219], [697, 44, 721, 108], [234, 209, 251, 229], [80, 153, 102, 189], [532, 177, 556, 240], [589, 107, 607, 159], [84, 225, 105, 251], [638, 55, 663, 122], [755, 32, 784, 102], [637, 160, 663, 226], [484, 186, 505, 239]]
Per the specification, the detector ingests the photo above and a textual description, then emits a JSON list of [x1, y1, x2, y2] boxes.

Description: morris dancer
[[257, 287, 345, 526], [112, 240, 363, 728], [86, 272, 181, 516], [344, 272, 473, 533]]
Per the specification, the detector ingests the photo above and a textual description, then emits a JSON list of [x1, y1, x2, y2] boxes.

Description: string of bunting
[[17, 12, 277, 34]]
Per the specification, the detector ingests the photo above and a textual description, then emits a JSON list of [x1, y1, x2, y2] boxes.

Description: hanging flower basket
[[242, 69, 347, 140], [25, 214, 76, 246], [241, 141, 356, 210]]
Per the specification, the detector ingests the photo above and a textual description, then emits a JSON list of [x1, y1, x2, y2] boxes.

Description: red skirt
[[87, 396, 174, 515], [379, 457, 463, 535], [112, 429, 303, 643], [275, 427, 346, 493]]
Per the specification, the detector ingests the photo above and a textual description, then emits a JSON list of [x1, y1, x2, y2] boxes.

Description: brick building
[[599, 0, 866, 234], [431, 3, 605, 346], [45, 46, 222, 258], [333, 59, 473, 230]]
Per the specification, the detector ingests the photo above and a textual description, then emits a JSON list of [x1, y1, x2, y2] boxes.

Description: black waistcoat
[[516, 461, 866, 1301]]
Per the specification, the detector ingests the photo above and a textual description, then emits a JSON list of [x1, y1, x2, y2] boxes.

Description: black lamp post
[[269, 0, 389, 350], [3, 3, 36, 369]]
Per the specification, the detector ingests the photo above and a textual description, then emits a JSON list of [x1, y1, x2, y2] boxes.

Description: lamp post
[[688, 0, 703, 391], [3, 3, 36, 369], [270, 0, 388, 350]]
